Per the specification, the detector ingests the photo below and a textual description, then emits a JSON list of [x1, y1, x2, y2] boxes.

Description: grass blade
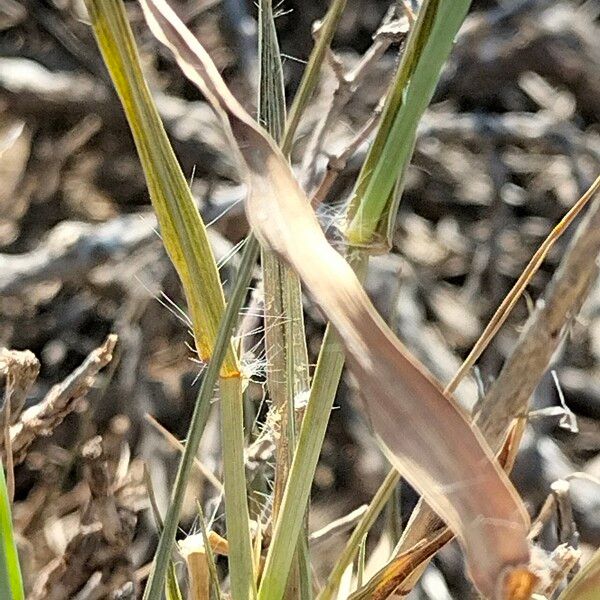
[[0, 462, 23, 600], [262, 310, 359, 600], [344, 0, 472, 248], [258, 0, 310, 517], [258, 2, 311, 597], [258, 0, 285, 142], [96, 0, 338, 595], [84, 0, 237, 375]]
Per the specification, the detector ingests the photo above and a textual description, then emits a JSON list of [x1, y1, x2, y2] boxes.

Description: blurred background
[[1, 0, 600, 597]]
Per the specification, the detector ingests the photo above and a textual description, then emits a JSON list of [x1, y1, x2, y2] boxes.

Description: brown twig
[[144, 413, 223, 493], [311, 101, 384, 207], [0, 56, 233, 172], [447, 172, 600, 396], [529, 494, 556, 541], [0, 217, 156, 295], [0, 212, 235, 301]]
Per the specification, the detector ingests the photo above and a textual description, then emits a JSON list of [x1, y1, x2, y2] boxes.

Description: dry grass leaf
[[139, 0, 531, 596], [349, 419, 534, 600]]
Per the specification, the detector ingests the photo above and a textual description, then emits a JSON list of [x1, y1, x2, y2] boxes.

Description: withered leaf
[[139, 0, 531, 596], [349, 419, 534, 600]]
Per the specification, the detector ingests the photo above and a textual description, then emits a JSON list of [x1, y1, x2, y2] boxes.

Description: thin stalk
[[143, 234, 261, 600], [258, 1, 311, 598], [258, 252, 369, 600], [258, 0, 286, 143], [446, 172, 600, 395], [219, 376, 256, 600], [263, 258, 311, 512], [281, 0, 347, 156], [386, 484, 403, 547]]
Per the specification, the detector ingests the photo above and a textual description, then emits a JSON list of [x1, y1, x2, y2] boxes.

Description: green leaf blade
[[345, 0, 472, 248], [85, 0, 237, 374], [0, 465, 24, 600]]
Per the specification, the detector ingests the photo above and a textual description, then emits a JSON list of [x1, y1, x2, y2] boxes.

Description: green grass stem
[[0, 463, 23, 600], [345, 0, 472, 248]]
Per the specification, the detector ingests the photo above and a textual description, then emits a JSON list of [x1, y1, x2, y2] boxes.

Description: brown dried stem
[[301, 9, 408, 191], [0, 347, 38, 502], [311, 101, 383, 208], [447, 172, 600, 396], [476, 190, 600, 446]]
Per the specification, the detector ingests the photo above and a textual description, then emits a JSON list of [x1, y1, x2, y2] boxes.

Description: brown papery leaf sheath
[[139, 0, 531, 596]]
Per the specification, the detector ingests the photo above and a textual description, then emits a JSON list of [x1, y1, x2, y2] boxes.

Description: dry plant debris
[[2, 334, 117, 465]]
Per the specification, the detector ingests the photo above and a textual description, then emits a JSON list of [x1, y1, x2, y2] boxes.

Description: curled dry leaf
[[139, 0, 532, 596]]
